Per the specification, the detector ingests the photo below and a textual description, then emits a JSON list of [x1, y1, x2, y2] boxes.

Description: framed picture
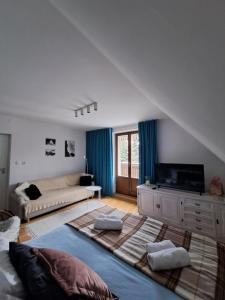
[[45, 149, 55, 156], [45, 138, 56, 146], [65, 140, 75, 157]]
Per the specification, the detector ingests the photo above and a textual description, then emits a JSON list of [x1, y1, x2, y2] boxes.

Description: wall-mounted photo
[[45, 138, 56, 146], [45, 149, 55, 156], [65, 140, 75, 157]]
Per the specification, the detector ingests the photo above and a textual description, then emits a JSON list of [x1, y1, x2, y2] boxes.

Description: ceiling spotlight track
[[74, 102, 98, 118]]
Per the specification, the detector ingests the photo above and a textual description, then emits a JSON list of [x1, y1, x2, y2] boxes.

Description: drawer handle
[[196, 226, 202, 230], [196, 218, 201, 222], [195, 203, 200, 207], [156, 204, 160, 209], [195, 211, 201, 215]]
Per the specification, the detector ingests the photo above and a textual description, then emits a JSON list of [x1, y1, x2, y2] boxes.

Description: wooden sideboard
[[137, 185, 225, 242]]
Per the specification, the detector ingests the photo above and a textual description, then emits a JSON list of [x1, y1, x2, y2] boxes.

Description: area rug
[[26, 200, 104, 239]]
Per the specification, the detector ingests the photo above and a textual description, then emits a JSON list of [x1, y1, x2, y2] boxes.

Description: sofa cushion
[[30, 177, 67, 193], [24, 186, 93, 217], [30, 174, 81, 193], [24, 185, 42, 200], [64, 173, 81, 187]]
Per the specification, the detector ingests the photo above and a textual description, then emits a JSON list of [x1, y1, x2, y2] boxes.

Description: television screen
[[155, 163, 205, 193]]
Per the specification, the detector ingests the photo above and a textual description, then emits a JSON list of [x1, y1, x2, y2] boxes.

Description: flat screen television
[[155, 163, 205, 194]]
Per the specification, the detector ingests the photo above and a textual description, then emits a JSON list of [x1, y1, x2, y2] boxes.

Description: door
[[137, 188, 154, 216], [116, 131, 139, 197], [216, 205, 225, 242], [0, 134, 10, 209], [158, 192, 180, 224]]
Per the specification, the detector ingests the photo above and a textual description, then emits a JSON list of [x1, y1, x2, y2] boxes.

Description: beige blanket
[[68, 205, 225, 300]]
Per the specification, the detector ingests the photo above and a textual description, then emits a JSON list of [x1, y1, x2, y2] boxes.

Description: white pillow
[[0, 217, 21, 242], [0, 237, 9, 251], [0, 250, 26, 299], [15, 182, 30, 201]]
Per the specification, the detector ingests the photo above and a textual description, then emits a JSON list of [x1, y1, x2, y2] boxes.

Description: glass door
[[116, 131, 139, 197]]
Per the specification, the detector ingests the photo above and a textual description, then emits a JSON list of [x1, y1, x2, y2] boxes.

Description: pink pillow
[[33, 247, 118, 300]]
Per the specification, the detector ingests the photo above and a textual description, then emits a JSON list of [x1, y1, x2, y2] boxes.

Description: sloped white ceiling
[[0, 0, 163, 130], [51, 0, 225, 162]]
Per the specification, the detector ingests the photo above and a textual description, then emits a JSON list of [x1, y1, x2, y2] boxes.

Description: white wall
[[112, 120, 225, 192], [158, 119, 225, 191], [0, 114, 86, 186]]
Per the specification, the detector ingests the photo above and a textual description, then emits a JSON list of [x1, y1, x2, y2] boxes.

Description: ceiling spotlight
[[73, 101, 98, 118]]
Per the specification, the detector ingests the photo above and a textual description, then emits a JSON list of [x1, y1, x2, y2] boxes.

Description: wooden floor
[[19, 196, 138, 242]]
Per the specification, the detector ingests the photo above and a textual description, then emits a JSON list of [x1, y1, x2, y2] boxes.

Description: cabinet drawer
[[183, 199, 213, 211], [183, 213, 215, 227], [183, 206, 213, 218], [190, 224, 216, 237]]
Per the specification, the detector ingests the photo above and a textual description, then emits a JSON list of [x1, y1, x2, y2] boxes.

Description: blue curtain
[[138, 120, 158, 184], [86, 128, 113, 195]]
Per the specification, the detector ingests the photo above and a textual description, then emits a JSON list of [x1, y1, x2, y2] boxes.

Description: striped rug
[[68, 205, 225, 300]]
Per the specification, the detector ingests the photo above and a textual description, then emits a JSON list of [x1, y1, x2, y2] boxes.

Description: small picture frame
[[45, 149, 55, 156], [65, 140, 75, 157], [45, 138, 56, 146]]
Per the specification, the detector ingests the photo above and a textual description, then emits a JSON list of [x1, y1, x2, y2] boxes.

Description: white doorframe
[[0, 134, 11, 210]]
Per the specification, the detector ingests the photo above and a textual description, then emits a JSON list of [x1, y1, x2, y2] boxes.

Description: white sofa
[[10, 173, 94, 221]]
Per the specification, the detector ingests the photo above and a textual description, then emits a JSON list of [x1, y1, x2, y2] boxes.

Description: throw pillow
[[0, 217, 20, 242], [0, 218, 14, 233], [0, 237, 9, 251], [8, 242, 67, 300], [24, 184, 42, 200], [0, 248, 26, 299], [80, 175, 92, 186], [15, 182, 30, 201], [33, 247, 118, 300]]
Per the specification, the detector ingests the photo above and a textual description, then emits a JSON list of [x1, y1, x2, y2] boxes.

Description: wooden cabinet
[[137, 185, 225, 242]]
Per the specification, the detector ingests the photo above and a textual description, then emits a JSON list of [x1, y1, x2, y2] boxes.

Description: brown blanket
[[68, 205, 225, 300]]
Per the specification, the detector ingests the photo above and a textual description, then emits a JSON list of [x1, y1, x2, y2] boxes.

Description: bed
[[24, 204, 225, 300], [27, 225, 181, 300]]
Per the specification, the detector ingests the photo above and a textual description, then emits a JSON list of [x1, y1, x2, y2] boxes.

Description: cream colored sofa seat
[[10, 173, 94, 221]]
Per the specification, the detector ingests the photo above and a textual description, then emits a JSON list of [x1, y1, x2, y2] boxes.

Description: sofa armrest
[[9, 192, 27, 220]]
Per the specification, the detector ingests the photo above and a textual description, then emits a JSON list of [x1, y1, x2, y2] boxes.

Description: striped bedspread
[[68, 206, 225, 300]]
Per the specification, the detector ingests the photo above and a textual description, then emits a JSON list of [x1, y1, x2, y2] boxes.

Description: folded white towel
[[147, 247, 190, 271], [146, 240, 175, 253], [97, 213, 120, 220], [94, 218, 123, 230]]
